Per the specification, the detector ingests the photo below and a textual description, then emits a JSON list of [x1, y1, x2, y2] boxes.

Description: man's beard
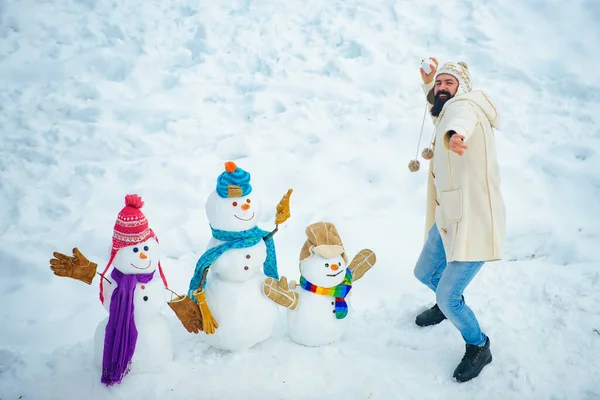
[[431, 90, 453, 117]]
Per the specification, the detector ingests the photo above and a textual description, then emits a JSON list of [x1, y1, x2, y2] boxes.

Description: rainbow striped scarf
[[299, 269, 352, 319]]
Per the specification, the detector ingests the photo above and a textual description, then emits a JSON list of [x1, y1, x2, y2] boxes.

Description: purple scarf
[[101, 268, 155, 386]]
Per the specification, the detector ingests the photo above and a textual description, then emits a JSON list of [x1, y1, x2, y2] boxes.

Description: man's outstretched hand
[[448, 132, 468, 156]]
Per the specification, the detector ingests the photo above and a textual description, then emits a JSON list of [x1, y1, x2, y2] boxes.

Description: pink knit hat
[[99, 194, 168, 303]]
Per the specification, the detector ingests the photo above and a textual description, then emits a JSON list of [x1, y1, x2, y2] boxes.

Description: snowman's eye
[[246, 199, 251, 203], [144, 246, 149, 251], [232, 202, 238, 206], [133, 247, 139, 253], [325, 263, 329, 268]]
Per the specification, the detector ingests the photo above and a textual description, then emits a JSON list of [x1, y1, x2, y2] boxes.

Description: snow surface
[[1, 0, 599, 399]]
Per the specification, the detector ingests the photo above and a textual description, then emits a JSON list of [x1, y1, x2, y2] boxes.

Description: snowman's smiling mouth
[[327, 270, 344, 277], [234, 212, 255, 221], [131, 260, 151, 270]]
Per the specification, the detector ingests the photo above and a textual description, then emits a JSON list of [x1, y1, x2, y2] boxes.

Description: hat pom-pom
[[224, 161, 237, 173], [421, 148, 434, 160], [408, 159, 420, 172], [125, 194, 144, 209], [457, 61, 468, 70]]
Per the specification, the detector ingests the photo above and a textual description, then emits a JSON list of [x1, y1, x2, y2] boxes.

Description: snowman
[[186, 161, 292, 351], [49, 194, 177, 386], [263, 222, 376, 347]]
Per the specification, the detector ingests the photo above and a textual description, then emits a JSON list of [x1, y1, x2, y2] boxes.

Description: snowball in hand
[[421, 58, 433, 74]]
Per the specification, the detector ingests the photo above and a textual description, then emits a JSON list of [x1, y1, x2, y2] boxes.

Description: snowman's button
[[246, 255, 251, 259], [332, 310, 335, 313], [141, 285, 146, 290], [331, 301, 334, 305], [143, 296, 148, 301], [244, 266, 249, 270]]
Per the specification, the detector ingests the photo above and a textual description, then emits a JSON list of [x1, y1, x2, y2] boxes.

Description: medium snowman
[[50, 194, 175, 386], [263, 222, 376, 347], [187, 161, 292, 351]]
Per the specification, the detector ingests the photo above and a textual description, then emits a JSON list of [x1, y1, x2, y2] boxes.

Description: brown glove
[[192, 289, 219, 335], [275, 189, 293, 225], [263, 276, 299, 310], [348, 249, 376, 282], [50, 247, 98, 285], [168, 295, 203, 334]]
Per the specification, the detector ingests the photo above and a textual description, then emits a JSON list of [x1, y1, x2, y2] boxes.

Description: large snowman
[[187, 161, 291, 351], [50, 194, 174, 386], [263, 222, 376, 347]]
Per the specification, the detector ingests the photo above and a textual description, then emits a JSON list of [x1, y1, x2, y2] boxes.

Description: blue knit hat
[[216, 161, 252, 198]]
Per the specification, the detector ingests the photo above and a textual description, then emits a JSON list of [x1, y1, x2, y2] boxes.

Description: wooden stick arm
[[263, 225, 279, 241], [97, 272, 112, 284]]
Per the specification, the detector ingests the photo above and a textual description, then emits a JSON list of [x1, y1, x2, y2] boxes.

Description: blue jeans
[[414, 223, 487, 346]]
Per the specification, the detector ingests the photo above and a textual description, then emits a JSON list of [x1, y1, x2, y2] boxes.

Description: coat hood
[[445, 90, 500, 128]]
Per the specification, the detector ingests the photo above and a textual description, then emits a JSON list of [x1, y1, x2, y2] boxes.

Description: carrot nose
[[330, 263, 339, 271], [241, 203, 251, 211], [139, 252, 147, 259]]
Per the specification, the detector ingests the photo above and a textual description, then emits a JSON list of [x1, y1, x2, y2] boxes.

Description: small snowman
[[50, 194, 178, 386], [186, 161, 293, 351], [263, 222, 376, 347]]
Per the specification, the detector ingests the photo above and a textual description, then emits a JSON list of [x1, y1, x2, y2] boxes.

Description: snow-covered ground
[[1, 0, 599, 398]]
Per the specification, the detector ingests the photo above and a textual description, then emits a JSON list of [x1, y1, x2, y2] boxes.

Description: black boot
[[415, 304, 447, 327], [415, 296, 466, 327], [453, 336, 492, 383]]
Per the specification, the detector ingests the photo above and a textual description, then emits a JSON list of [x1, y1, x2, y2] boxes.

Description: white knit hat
[[435, 61, 472, 96]]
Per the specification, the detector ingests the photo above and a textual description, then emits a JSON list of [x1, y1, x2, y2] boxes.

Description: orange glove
[[193, 289, 219, 335], [50, 247, 97, 285], [168, 295, 203, 334], [275, 189, 293, 225]]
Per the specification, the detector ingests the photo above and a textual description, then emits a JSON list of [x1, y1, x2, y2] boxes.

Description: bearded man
[[413, 58, 506, 382]]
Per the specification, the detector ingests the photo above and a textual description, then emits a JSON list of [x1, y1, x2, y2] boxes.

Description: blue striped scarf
[[188, 226, 278, 299]]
